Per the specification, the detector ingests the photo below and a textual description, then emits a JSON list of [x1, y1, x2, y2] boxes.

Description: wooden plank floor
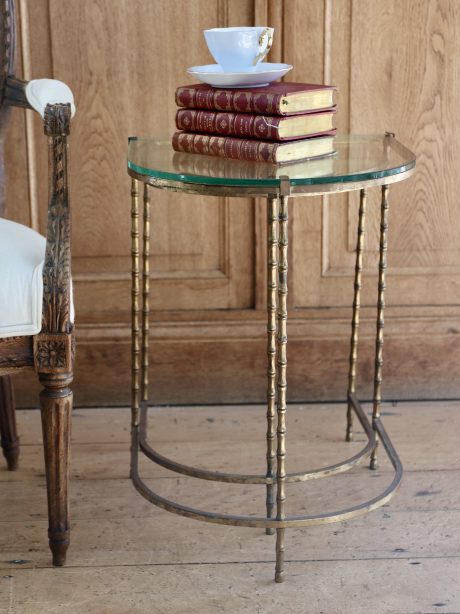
[[0, 401, 459, 613]]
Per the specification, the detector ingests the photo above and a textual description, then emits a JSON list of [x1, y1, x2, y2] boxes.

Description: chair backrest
[[0, 0, 15, 110], [0, 0, 15, 215]]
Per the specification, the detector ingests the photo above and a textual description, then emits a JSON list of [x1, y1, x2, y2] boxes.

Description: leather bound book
[[171, 131, 336, 164], [175, 108, 337, 141], [175, 82, 337, 116]]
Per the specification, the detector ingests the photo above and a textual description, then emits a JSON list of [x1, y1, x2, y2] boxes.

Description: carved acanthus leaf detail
[[41, 103, 72, 334]]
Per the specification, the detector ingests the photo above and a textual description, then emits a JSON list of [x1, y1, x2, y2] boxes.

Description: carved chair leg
[[0, 375, 19, 470], [39, 377, 72, 566], [35, 102, 73, 566]]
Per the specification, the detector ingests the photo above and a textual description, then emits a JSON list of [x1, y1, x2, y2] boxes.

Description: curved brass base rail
[[130, 395, 402, 530], [138, 395, 375, 485]]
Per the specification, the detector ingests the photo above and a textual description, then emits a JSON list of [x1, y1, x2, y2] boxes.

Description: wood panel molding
[[12, 304, 460, 406], [4, 0, 460, 404]]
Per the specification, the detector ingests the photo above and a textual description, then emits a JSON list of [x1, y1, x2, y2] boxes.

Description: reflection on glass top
[[127, 134, 415, 187]]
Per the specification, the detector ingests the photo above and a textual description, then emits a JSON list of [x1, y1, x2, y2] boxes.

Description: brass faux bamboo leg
[[275, 180, 289, 583], [130, 178, 141, 477], [141, 184, 151, 404], [346, 188, 368, 442], [265, 195, 279, 536], [371, 185, 389, 470]]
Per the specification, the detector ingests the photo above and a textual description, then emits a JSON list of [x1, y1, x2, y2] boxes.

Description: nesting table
[[127, 133, 416, 582]]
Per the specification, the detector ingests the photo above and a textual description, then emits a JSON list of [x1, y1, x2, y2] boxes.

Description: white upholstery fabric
[[0, 219, 74, 338], [25, 79, 76, 118], [0, 219, 45, 337]]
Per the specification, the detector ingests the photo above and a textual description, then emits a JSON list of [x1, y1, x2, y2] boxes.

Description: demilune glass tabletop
[[127, 134, 416, 191]]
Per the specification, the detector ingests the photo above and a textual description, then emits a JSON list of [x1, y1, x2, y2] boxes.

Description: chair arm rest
[[26, 79, 76, 118], [5, 77, 76, 117], [4, 77, 31, 109], [4, 76, 75, 337]]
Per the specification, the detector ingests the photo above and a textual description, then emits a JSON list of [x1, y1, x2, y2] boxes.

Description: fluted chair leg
[[0, 375, 19, 470], [39, 377, 72, 566]]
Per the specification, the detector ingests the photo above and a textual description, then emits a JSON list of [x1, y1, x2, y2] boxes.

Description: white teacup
[[204, 27, 274, 72]]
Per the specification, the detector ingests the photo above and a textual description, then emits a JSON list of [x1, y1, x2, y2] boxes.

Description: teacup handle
[[253, 28, 273, 66]]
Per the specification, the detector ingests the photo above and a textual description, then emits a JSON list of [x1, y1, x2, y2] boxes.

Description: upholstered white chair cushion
[[0, 219, 45, 337], [0, 219, 74, 338]]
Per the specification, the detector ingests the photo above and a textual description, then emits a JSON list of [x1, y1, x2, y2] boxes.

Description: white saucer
[[186, 63, 293, 88]]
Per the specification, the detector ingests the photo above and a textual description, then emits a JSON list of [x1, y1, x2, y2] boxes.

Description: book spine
[[175, 109, 282, 140], [175, 86, 283, 115], [172, 132, 279, 163], [172, 152, 276, 179]]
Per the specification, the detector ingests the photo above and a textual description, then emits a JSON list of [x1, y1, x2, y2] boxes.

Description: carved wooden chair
[[0, 0, 75, 566]]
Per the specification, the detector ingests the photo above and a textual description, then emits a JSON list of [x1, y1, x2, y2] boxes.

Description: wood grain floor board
[[0, 402, 458, 613]]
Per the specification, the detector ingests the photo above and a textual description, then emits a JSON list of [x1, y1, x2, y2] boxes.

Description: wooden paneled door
[[5, 0, 460, 406]]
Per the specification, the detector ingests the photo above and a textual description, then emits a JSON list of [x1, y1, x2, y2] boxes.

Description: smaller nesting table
[[127, 133, 416, 583]]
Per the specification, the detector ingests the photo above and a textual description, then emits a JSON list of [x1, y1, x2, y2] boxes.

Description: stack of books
[[172, 82, 337, 164]]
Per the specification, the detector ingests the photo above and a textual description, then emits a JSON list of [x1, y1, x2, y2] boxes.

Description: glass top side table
[[127, 133, 416, 583]]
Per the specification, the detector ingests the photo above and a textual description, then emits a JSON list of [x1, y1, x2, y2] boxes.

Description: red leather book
[[175, 108, 337, 141], [175, 82, 336, 116], [172, 131, 336, 164]]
